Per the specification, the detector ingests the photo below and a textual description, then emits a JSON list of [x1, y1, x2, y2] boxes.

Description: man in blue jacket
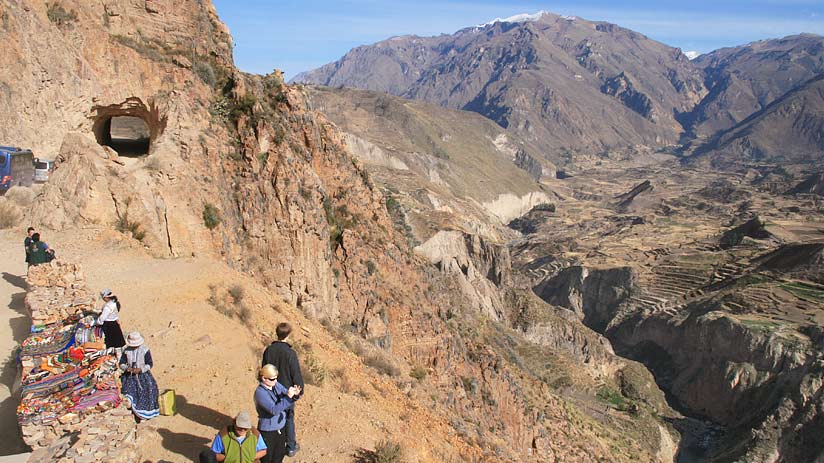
[[261, 322, 304, 457]]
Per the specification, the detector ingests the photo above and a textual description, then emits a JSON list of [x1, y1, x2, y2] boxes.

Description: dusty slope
[[0, 227, 469, 463], [308, 86, 553, 242]]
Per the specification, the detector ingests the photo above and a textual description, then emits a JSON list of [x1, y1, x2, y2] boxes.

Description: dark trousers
[[260, 429, 287, 463], [285, 406, 297, 450]]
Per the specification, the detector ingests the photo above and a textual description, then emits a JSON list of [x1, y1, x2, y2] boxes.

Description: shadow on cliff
[[156, 428, 211, 462]]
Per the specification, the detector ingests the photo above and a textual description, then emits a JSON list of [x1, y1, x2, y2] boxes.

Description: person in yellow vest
[[209, 411, 267, 463]]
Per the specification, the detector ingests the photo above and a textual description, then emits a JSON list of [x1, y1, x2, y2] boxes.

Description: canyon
[[0, 2, 823, 463]]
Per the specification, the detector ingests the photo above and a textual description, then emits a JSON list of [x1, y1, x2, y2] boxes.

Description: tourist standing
[[96, 288, 126, 350], [261, 322, 304, 457], [255, 364, 300, 463], [119, 331, 160, 421], [208, 411, 267, 463]]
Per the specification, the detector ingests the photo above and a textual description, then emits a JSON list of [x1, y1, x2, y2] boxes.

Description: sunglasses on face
[[236, 428, 249, 433], [264, 376, 277, 381]]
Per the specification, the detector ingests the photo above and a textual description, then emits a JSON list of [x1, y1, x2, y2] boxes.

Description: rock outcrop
[[719, 216, 775, 249]]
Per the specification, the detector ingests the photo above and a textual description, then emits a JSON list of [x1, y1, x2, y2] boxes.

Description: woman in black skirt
[[96, 288, 126, 350]]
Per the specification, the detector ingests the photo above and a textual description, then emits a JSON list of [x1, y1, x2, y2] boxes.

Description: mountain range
[[294, 12, 824, 170]]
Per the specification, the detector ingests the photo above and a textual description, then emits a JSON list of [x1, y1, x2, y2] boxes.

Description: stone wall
[[19, 261, 138, 463]]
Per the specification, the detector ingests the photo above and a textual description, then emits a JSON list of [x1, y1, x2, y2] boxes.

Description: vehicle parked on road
[[0, 146, 34, 193], [33, 158, 54, 183]]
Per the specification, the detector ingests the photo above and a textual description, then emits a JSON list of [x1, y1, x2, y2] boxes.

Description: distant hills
[[688, 74, 824, 168], [685, 34, 824, 138], [295, 12, 824, 169]]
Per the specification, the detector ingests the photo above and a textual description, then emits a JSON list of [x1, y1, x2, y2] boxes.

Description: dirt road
[[0, 230, 31, 456]]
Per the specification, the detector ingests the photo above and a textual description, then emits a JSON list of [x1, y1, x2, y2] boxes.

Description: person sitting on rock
[[27, 232, 55, 266], [208, 411, 267, 463]]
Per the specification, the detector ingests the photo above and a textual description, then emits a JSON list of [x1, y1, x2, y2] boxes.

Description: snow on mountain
[[477, 11, 548, 27], [685, 51, 701, 60]]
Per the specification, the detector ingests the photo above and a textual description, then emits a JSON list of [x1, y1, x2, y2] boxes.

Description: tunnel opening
[[92, 97, 166, 158], [100, 116, 150, 156]]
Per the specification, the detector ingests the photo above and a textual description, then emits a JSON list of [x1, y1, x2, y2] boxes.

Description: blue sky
[[212, 0, 824, 79]]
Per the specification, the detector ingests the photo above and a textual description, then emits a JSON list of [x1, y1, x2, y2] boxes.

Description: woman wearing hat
[[119, 331, 160, 421], [96, 288, 126, 350], [255, 364, 300, 463]]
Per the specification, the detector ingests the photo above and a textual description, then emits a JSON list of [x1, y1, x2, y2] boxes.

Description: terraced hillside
[[511, 159, 824, 461]]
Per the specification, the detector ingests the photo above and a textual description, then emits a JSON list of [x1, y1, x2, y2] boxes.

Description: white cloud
[[684, 51, 701, 59]]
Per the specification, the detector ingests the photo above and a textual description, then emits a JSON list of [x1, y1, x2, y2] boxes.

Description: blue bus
[[0, 146, 34, 193]]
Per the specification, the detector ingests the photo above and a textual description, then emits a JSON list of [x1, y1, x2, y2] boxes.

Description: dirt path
[[0, 227, 464, 462], [0, 230, 32, 456]]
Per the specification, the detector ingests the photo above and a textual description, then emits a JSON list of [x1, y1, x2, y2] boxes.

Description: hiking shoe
[[287, 444, 300, 457]]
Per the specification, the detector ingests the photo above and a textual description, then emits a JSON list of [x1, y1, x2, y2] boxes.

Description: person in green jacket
[[208, 411, 267, 463], [27, 233, 54, 266]]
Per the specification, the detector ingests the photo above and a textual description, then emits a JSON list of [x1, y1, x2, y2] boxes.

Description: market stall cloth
[[20, 324, 77, 357]]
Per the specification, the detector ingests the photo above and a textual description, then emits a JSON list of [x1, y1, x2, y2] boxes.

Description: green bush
[[229, 93, 258, 125], [297, 347, 327, 386], [365, 260, 377, 276], [203, 203, 221, 230], [597, 386, 630, 411], [47, 3, 77, 27], [409, 366, 427, 381]]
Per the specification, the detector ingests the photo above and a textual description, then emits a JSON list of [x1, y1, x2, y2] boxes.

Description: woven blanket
[[21, 368, 81, 397], [21, 325, 77, 357], [70, 389, 121, 412]]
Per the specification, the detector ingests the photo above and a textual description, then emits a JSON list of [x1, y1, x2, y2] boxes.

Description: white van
[[33, 158, 54, 183]]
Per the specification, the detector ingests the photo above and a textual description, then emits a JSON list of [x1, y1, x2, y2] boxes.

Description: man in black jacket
[[24, 227, 34, 265], [261, 322, 303, 457]]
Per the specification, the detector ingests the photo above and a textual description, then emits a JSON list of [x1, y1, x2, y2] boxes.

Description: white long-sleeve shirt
[[96, 300, 119, 325]]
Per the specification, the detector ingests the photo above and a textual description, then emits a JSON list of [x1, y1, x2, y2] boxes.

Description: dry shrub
[[353, 440, 403, 463], [294, 341, 326, 386], [0, 199, 22, 229], [363, 352, 400, 377], [228, 284, 245, 303]]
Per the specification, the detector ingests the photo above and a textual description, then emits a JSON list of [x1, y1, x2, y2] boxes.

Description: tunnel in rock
[[98, 116, 150, 156], [92, 97, 166, 157]]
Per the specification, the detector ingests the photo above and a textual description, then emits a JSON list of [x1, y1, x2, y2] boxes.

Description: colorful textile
[[21, 325, 76, 357]]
